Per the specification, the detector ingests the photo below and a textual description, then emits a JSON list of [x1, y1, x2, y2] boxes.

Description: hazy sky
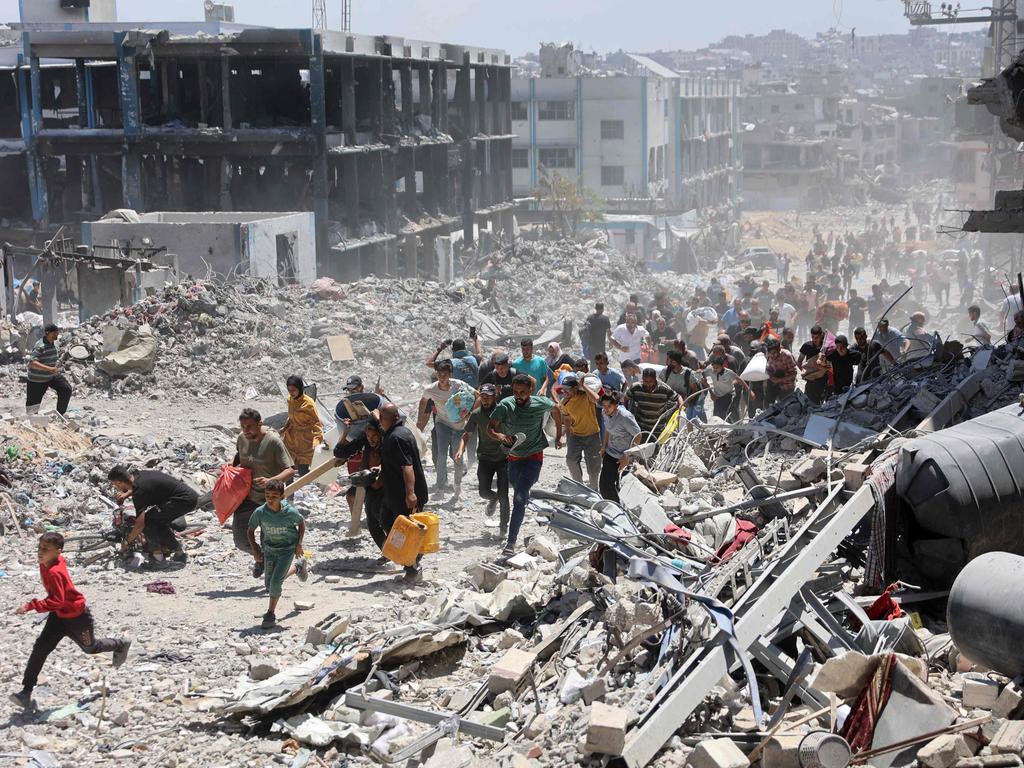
[[0, 0, 952, 55]]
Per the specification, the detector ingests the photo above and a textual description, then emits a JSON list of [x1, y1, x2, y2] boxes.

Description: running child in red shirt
[[10, 532, 131, 709]]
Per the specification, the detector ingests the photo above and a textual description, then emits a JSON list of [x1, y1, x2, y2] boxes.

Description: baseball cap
[[343, 375, 363, 391], [479, 383, 497, 396]]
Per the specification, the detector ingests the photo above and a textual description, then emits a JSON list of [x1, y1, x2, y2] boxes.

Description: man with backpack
[[662, 350, 707, 422]]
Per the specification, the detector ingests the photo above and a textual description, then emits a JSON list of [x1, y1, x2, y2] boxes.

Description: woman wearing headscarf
[[281, 375, 324, 476]]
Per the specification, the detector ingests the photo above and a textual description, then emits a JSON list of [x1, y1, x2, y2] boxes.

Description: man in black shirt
[[379, 404, 429, 580], [852, 327, 890, 383], [825, 335, 862, 394], [581, 302, 612, 362], [334, 375, 390, 535], [798, 326, 829, 405], [480, 353, 518, 401], [108, 466, 198, 564]]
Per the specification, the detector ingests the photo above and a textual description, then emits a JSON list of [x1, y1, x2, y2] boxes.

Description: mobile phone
[[469, 326, 477, 339]]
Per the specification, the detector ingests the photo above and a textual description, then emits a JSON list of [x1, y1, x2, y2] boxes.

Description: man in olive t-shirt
[[488, 375, 563, 557], [230, 409, 296, 570]]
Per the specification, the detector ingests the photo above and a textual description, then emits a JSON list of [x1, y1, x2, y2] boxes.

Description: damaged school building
[[0, 0, 516, 285]]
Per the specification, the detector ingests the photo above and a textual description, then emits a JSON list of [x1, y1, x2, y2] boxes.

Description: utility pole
[[312, 0, 327, 30], [341, 0, 351, 32]]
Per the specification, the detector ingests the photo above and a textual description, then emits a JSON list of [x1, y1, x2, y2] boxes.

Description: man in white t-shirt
[[610, 314, 650, 364], [1000, 286, 1023, 332], [416, 360, 476, 494]]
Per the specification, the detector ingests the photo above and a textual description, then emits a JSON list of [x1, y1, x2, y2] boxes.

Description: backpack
[[450, 355, 479, 387]]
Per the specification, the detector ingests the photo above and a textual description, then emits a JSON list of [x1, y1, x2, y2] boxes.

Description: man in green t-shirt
[[488, 375, 563, 557], [457, 384, 509, 538]]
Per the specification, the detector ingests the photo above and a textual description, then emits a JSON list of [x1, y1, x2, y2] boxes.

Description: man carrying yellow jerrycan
[[372, 405, 433, 582]]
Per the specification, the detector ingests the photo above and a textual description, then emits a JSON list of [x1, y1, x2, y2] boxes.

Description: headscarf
[[286, 375, 305, 399], [545, 342, 562, 367]]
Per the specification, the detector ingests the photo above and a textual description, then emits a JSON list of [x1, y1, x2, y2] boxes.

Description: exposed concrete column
[[475, 66, 487, 136], [197, 59, 209, 125], [22, 35, 49, 226], [370, 59, 384, 140], [343, 154, 360, 234], [421, 233, 436, 280], [309, 31, 330, 267], [457, 53, 474, 248], [418, 64, 432, 127], [40, 262, 58, 327], [220, 57, 233, 129], [219, 157, 233, 210], [435, 62, 448, 133], [381, 150, 398, 234], [400, 63, 413, 133], [161, 58, 179, 118], [341, 57, 356, 145]]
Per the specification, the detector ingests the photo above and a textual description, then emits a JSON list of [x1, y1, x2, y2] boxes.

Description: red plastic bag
[[213, 465, 252, 524]]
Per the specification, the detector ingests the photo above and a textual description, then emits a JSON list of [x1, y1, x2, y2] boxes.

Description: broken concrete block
[[524, 712, 551, 739], [305, 612, 349, 647], [498, 628, 525, 650], [525, 535, 559, 562], [686, 737, 749, 768], [917, 733, 973, 768], [777, 471, 804, 491], [963, 676, 1001, 709], [469, 707, 511, 728], [843, 463, 870, 491], [991, 721, 1024, 755], [792, 456, 827, 483], [762, 734, 802, 768], [583, 676, 607, 706], [248, 660, 280, 681], [585, 701, 629, 756], [293, 599, 315, 611], [466, 562, 507, 592], [994, 683, 1024, 719], [487, 648, 536, 693]]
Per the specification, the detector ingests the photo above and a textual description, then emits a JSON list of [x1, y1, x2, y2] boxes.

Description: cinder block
[[487, 648, 536, 693], [843, 463, 870, 491], [686, 737, 749, 768], [585, 701, 629, 756], [305, 611, 349, 646], [994, 683, 1024, 719], [991, 721, 1024, 755], [963, 676, 1001, 709], [917, 734, 973, 768]]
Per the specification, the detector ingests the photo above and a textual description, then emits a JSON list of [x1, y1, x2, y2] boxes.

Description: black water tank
[[948, 551, 1024, 677]]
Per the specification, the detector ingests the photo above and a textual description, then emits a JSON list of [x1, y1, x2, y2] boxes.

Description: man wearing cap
[[426, 337, 480, 388], [902, 312, 933, 361], [488, 374, 563, 556], [512, 339, 550, 396], [627, 368, 683, 441], [417, 360, 476, 496], [599, 391, 641, 503], [457, 384, 509, 538], [26, 324, 73, 415], [333, 375, 389, 535], [556, 374, 602, 489], [481, 352, 518, 400]]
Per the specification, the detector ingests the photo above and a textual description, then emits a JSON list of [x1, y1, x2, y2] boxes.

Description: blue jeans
[[433, 421, 464, 488], [685, 399, 707, 423], [507, 458, 543, 549]]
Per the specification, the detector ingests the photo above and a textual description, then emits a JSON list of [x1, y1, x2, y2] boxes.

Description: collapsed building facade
[[0, 10, 515, 282]]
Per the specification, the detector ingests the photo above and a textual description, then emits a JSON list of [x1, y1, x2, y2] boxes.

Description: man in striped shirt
[[26, 324, 73, 415], [627, 368, 683, 442]]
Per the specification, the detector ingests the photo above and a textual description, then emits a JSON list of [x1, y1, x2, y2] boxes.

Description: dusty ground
[[0, 390, 573, 767]]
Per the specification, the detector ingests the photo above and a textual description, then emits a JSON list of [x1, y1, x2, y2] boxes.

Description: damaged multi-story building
[[0, 0, 515, 283], [510, 43, 743, 261]]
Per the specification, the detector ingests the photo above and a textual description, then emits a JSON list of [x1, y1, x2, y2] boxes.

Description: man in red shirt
[[11, 532, 131, 709]]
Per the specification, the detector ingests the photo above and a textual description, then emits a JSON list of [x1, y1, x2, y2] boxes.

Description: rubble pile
[[1, 237, 711, 403]]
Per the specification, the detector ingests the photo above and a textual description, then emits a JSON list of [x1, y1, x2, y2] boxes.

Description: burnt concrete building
[[3, 17, 514, 281]]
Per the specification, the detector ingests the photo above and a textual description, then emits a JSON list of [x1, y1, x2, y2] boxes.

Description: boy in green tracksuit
[[247, 479, 306, 629]]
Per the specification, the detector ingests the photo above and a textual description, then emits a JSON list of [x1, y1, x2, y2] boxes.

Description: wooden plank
[[325, 334, 355, 362]]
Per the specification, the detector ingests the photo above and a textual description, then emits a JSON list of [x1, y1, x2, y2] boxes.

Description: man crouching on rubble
[[108, 465, 198, 567]]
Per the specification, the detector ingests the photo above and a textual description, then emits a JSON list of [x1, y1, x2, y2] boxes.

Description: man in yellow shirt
[[557, 374, 602, 489]]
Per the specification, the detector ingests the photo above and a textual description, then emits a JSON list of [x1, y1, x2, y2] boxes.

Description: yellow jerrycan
[[382, 515, 427, 566], [411, 511, 440, 554]]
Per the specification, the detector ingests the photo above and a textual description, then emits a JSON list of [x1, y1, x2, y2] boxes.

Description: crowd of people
[[14, 214, 1024, 710]]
